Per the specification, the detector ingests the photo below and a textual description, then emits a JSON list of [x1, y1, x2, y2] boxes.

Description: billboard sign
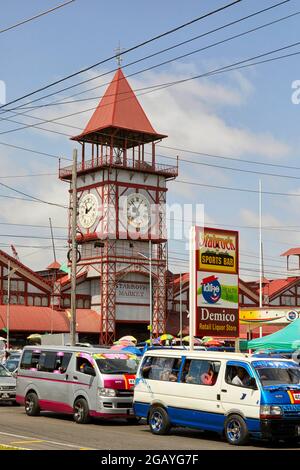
[[192, 227, 239, 338]]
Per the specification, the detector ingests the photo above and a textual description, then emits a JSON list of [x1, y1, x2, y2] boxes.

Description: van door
[[71, 353, 99, 412], [37, 350, 72, 413], [220, 361, 260, 429]]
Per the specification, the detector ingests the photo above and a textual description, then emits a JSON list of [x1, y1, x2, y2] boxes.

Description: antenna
[[10, 244, 19, 261], [115, 41, 123, 67], [49, 217, 56, 263]]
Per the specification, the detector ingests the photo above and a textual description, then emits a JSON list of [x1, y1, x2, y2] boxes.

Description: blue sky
[[1, 0, 300, 279]]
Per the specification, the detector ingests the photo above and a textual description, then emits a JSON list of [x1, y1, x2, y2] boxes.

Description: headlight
[[98, 388, 116, 397], [260, 405, 283, 418]]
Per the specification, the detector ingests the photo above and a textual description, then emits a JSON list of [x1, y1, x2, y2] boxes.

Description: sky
[[1, 0, 300, 280]]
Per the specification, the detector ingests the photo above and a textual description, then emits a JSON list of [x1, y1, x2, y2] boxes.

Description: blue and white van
[[133, 349, 300, 445]]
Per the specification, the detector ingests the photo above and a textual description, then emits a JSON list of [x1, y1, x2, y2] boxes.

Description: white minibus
[[133, 349, 300, 445], [16, 346, 139, 423]]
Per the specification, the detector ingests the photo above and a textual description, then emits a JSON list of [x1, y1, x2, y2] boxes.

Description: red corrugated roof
[[47, 261, 61, 270], [0, 306, 100, 334], [281, 248, 300, 257], [262, 277, 298, 297], [73, 68, 164, 141]]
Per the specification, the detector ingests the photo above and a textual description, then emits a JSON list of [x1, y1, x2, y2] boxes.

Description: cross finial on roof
[[115, 41, 123, 67]]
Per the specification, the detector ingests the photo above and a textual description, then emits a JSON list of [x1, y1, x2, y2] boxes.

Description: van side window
[[181, 360, 220, 386], [20, 350, 41, 370], [38, 351, 58, 372], [226, 365, 252, 388], [141, 356, 182, 382], [76, 357, 95, 375], [55, 352, 72, 373]]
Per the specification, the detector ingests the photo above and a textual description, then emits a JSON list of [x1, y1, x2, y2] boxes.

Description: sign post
[[190, 226, 239, 343]]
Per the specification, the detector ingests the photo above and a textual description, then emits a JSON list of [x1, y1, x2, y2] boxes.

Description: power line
[[165, 155, 300, 181], [2, 0, 292, 115], [3, 39, 300, 139], [4, 5, 300, 143], [0, 0, 241, 110], [0, 0, 76, 34], [0, 173, 56, 179], [0, 180, 67, 208], [158, 147, 300, 172], [0, 222, 67, 229], [0, 140, 70, 161], [174, 179, 300, 197]]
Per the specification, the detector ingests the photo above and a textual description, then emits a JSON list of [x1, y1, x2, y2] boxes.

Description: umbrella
[[27, 334, 42, 340], [182, 336, 202, 344], [113, 340, 135, 347], [205, 340, 223, 347], [145, 338, 161, 345], [121, 346, 142, 357], [118, 335, 137, 344], [159, 334, 174, 341], [201, 336, 213, 343]]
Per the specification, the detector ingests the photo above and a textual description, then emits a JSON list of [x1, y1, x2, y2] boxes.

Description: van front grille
[[116, 389, 133, 397], [116, 402, 132, 409]]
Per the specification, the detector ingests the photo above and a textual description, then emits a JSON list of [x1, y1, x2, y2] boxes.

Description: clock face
[[78, 193, 98, 229], [127, 193, 150, 229]]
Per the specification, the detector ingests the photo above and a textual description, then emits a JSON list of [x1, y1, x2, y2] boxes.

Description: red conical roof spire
[[72, 68, 166, 146]]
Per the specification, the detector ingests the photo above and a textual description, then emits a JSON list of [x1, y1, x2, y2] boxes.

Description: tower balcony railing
[[59, 154, 178, 180]]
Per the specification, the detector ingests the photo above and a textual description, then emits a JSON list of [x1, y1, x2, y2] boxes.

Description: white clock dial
[[127, 193, 150, 229], [78, 193, 98, 229]]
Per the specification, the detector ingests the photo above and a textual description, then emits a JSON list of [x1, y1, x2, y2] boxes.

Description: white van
[[133, 349, 300, 445], [16, 346, 139, 424]]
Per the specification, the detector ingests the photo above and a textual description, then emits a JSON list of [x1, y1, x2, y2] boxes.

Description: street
[[0, 405, 298, 451]]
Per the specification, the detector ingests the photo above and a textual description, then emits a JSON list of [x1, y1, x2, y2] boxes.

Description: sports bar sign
[[194, 227, 239, 338]]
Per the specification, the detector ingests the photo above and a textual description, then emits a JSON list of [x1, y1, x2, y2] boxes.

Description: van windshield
[[93, 353, 139, 375], [253, 360, 300, 387], [0, 364, 12, 377]]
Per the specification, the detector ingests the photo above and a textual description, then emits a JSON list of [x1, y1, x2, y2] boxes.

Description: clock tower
[[59, 68, 178, 344]]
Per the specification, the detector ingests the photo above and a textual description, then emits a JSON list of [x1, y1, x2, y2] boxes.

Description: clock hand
[[85, 204, 92, 214]]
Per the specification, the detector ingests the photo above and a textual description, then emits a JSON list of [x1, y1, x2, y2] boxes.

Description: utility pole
[[179, 271, 182, 347], [149, 240, 152, 346], [259, 179, 263, 338], [70, 149, 78, 346], [6, 260, 18, 350]]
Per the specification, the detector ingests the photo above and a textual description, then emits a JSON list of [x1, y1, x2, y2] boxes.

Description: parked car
[[4, 358, 20, 375], [0, 364, 16, 404]]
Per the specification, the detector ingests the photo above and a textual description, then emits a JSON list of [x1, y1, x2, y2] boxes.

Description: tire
[[149, 406, 171, 435], [73, 398, 91, 424], [224, 414, 249, 446], [25, 392, 40, 416]]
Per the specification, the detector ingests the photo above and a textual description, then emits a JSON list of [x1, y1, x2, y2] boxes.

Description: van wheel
[[25, 392, 40, 416], [224, 414, 249, 446], [73, 398, 91, 424], [149, 406, 171, 435]]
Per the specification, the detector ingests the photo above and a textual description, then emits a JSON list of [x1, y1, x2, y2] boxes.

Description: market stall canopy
[[247, 318, 300, 350]]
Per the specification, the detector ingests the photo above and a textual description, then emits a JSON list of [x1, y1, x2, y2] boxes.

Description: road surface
[[0, 404, 298, 450]]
